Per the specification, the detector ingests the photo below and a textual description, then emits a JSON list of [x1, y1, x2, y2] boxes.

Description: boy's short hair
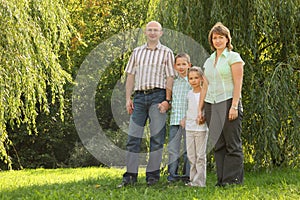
[[187, 66, 204, 77], [175, 53, 191, 63]]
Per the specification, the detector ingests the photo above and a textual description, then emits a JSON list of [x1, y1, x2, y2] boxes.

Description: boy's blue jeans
[[167, 125, 190, 181], [125, 89, 166, 181]]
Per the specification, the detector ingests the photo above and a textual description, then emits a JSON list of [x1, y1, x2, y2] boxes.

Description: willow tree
[[0, 0, 73, 168], [150, 0, 300, 169]]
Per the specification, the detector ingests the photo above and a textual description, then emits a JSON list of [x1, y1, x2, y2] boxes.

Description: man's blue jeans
[[167, 125, 190, 181], [125, 89, 166, 181]]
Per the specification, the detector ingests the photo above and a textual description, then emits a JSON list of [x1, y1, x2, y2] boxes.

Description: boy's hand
[[180, 119, 186, 128]]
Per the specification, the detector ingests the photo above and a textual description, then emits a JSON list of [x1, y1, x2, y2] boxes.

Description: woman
[[198, 22, 244, 186]]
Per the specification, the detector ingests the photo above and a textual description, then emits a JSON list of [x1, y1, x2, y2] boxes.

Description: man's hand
[[158, 101, 170, 113], [126, 99, 134, 115]]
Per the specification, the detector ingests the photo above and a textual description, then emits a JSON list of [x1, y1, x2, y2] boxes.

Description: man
[[118, 21, 175, 187]]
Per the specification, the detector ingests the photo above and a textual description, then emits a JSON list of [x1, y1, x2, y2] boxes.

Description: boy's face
[[174, 57, 191, 77]]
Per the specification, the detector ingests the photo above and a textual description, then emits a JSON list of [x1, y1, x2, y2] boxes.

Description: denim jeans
[[125, 89, 166, 181], [167, 125, 190, 181]]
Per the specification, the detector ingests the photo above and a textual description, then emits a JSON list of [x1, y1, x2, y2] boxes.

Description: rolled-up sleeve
[[125, 52, 136, 74], [165, 51, 175, 77]]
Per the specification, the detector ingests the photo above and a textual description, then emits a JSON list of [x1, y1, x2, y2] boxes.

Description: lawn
[[0, 167, 299, 200]]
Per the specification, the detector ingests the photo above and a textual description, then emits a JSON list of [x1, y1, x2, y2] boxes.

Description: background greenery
[[0, 0, 299, 170]]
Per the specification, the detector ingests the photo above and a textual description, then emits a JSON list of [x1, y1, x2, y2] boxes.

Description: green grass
[[0, 167, 299, 200]]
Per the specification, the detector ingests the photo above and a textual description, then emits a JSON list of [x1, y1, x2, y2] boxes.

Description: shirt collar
[[175, 75, 188, 81], [142, 42, 162, 50], [211, 48, 229, 59]]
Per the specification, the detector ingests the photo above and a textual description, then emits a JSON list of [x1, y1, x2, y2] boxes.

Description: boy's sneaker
[[180, 175, 190, 184]]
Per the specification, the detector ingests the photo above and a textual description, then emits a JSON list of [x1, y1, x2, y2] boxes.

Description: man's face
[[144, 22, 163, 43]]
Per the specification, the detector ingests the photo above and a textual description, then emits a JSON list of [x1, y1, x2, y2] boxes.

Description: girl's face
[[174, 57, 191, 77], [188, 71, 202, 89], [212, 33, 228, 51]]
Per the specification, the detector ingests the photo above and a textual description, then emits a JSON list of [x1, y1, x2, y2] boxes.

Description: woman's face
[[212, 33, 228, 51]]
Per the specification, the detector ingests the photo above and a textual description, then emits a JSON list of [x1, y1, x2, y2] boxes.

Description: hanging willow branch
[[152, 0, 300, 169], [0, 0, 74, 168]]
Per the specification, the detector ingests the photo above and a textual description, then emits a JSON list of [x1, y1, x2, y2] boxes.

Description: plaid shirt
[[169, 76, 191, 125], [125, 42, 175, 91]]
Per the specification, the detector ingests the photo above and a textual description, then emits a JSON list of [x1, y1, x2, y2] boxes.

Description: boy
[[167, 53, 192, 183]]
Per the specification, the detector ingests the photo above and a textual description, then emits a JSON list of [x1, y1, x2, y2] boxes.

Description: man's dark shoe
[[147, 177, 158, 186], [117, 181, 128, 188], [117, 176, 137, 188]]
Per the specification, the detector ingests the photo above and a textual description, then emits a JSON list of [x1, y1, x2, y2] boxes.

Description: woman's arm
[[197, 75, 208, 124], [231, 62, 244, 108]]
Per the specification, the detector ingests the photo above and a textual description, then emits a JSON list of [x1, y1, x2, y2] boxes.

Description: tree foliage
[[0, 0, 73, 168], [1, 0, 151, 169], [152, 0, 300, 168], [65, 0, 150, 130], [1, 0, 299, 170]]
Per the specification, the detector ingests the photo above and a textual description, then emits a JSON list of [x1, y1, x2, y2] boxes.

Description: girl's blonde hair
[[187, 66, 204, 78], [208, 22, 233, 51]]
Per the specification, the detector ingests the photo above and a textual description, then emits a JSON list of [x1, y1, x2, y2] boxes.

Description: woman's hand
[[197, 111, 206, 124], [228, 107, 238, 121]]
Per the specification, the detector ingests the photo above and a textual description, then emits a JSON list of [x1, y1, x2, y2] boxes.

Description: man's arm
[[165, 76, 174, 101], [158, 76, 173, 113], [125, 73, 135, 114]]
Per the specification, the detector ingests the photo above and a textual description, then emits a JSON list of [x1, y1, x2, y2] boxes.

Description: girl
[[184, 66, 208, 187]]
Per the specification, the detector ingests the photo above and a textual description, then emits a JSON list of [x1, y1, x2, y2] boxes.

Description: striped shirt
[[170, 76, 191, 125], [125, 42, 175, 91]]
